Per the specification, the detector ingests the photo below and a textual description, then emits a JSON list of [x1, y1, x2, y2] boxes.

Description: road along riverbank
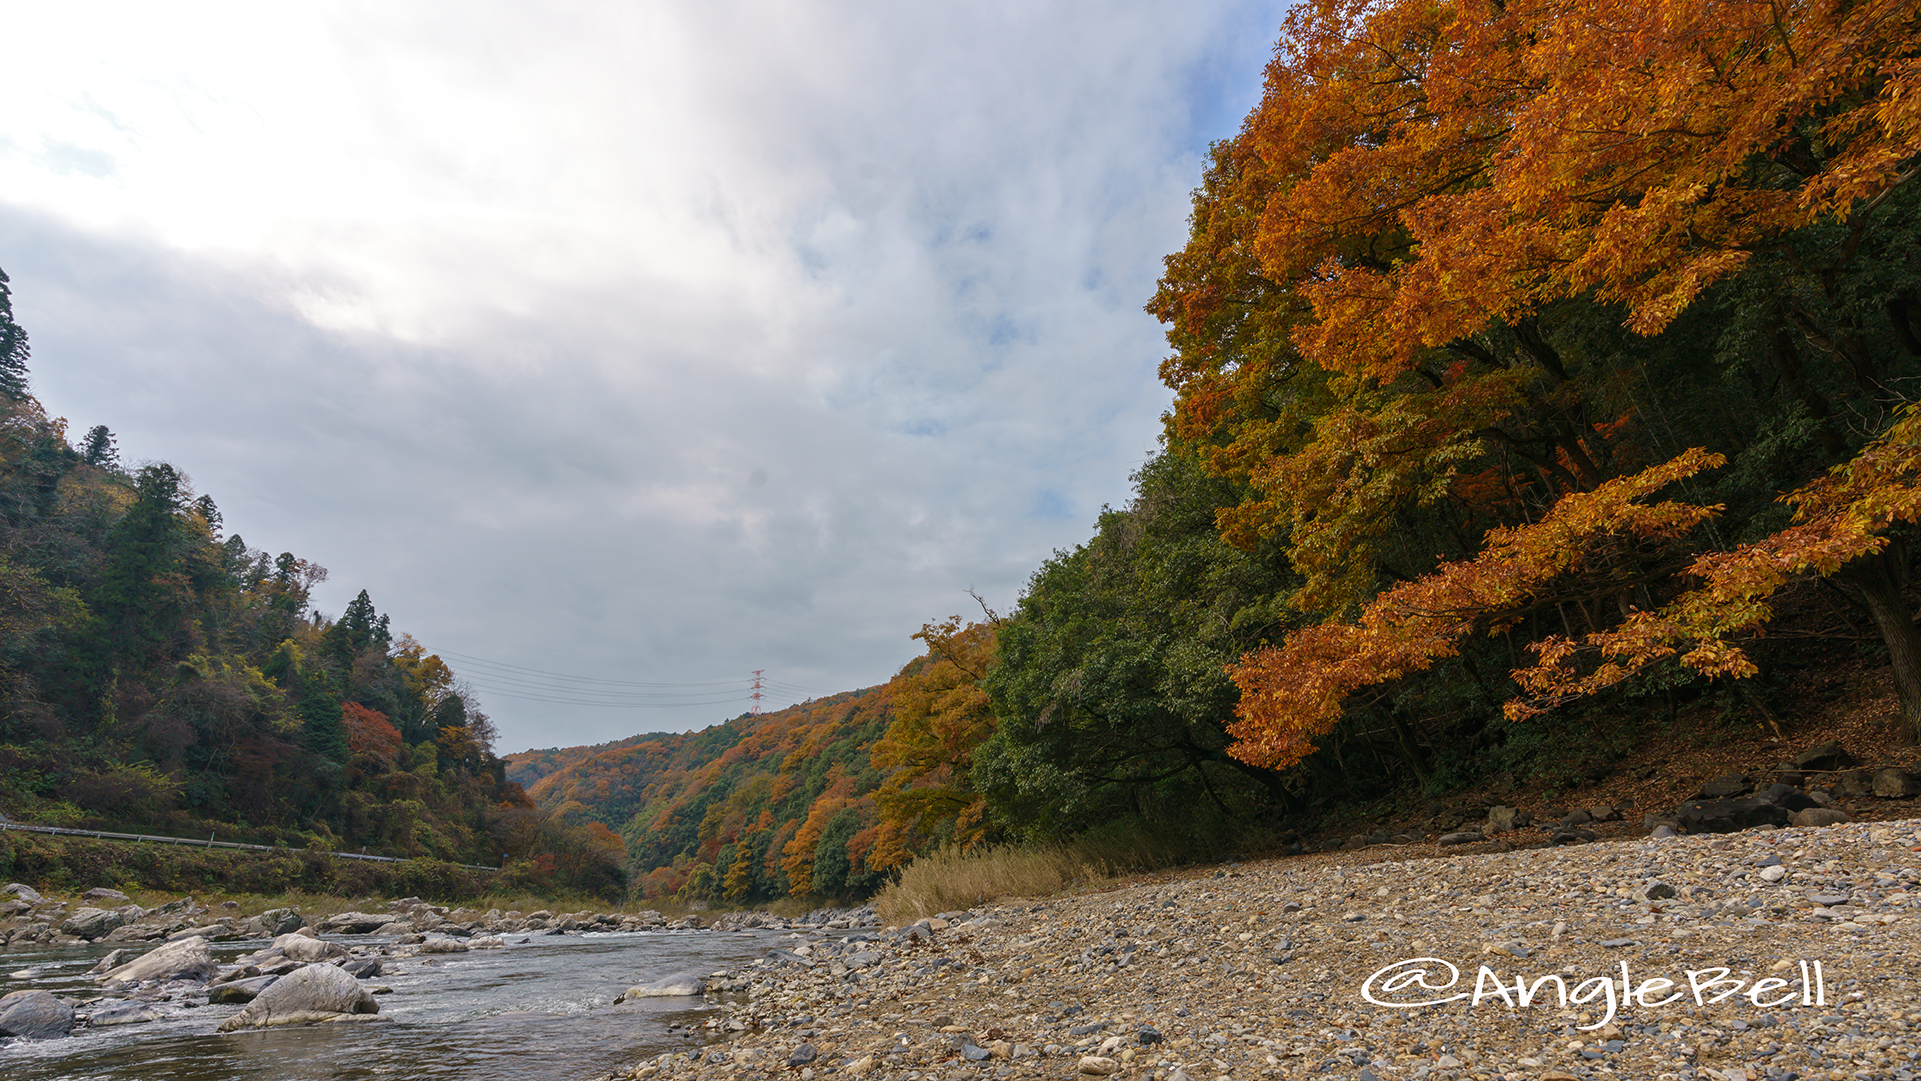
[[603, 818, 1921, 1081]]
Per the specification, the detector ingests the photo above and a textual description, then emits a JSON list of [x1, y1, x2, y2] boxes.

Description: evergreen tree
[[0, 268, 30, 401], [80, 425, 118, 469]]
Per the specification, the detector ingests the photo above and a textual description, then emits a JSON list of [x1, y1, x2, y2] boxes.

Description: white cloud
[[0, 0, 1284, 751]]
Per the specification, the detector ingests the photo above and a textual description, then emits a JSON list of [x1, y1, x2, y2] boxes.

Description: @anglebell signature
[[1360, 956, 1830, 1031]]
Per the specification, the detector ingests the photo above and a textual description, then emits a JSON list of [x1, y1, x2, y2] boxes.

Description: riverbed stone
[[274, 932, 347, 962], [214, 962, 379, 1030], [60, 906, 130, 940], [99, 936, 217, 984], [0, 989, 75, 1039], [209, 974, 280, 1004], [318, 911, 391, 935], [87, 1001, 165, 1026]]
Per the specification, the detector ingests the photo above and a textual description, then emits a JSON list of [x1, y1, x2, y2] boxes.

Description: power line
[[435, 649, 746, 688]]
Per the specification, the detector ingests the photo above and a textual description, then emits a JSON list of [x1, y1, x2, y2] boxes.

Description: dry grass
[[872, 842, 1109, 922], [871, 818, 1257, 923]]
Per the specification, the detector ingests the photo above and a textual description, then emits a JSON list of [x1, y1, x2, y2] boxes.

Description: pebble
[[594, 819, 1921, 1081]]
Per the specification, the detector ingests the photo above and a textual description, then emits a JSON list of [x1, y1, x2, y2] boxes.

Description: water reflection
[[1, 930, 782, 1081]]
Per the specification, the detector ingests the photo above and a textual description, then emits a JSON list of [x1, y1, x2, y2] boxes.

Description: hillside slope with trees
[[0, 268, 623, 896]]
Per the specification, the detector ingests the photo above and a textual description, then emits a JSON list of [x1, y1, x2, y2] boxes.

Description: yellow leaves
[[869, 619, 998, 866]]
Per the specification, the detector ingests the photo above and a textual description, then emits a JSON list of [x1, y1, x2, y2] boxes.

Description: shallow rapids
[[1, 928, 783, 1080]]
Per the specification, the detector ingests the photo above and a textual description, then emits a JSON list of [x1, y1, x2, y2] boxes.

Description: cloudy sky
[[0, 1, 1283, 753]]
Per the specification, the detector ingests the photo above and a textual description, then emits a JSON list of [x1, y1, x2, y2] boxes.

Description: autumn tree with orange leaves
[[1153, 0, 1921, 764]]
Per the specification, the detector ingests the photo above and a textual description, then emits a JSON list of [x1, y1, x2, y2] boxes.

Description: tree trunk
[[1834, 544, 1921, 744]]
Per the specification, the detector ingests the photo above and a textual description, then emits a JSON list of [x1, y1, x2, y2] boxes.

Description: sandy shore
[[605, 818, 1921, 1081]]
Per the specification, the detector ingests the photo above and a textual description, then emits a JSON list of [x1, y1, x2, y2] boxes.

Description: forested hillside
[[0, 268, 622, 895], [509, 0, 1921, 895]]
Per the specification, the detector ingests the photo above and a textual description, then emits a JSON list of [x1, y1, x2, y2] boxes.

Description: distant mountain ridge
[[504, 686, 910, 902]]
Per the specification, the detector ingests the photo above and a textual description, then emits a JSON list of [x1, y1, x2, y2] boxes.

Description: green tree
[[0, 268, 29, 401]]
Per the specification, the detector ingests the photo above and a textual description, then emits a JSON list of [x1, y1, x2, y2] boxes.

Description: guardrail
[[0, 820, 498, 872]]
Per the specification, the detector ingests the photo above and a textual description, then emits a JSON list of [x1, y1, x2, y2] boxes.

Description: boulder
[[1793, 740, 1856, 773], [1436, 831, 1485, 847], [214, 963, 378, 1030], [1837, 768, 1877, 797], [1872, 767, 1921, 798], [81, 887, 130, 903], [1793, 807, 1852, 827], [1484, 806, 1528, 833], [339, 957, 383, 978], [258, 908, 305, 937], [2, 883, 44, 904], [274, 933, 346, 962], [613, 972, 706, 1001], [87, 1001, 165, 1026], [61, 906, 131, 940], [209, 975, 280, 1005], [1584, 805, 1621, 823], [1755, 783, 1817, 811], [88, 948, 130, 975], [1695, 772, 1752, 799], [0, 989, 75, 1039], [1673, 797, 1793, 834], [317, 912, 391, 935], [371, 921, 416, 937], [99, 937, 218, 984], [417, 936, 469, 954]]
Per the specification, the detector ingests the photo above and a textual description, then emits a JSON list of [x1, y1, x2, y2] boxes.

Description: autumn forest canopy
[[6, 0, 1921, 905]]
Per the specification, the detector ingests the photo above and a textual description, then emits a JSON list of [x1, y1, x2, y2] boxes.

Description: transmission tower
[[749, 670, 764, 716]]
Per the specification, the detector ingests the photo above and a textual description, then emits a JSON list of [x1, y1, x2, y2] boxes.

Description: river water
[[1, 928, 784, 1081]]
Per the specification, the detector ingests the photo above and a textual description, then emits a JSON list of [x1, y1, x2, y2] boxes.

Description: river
[[1, 928, 783, 1080]]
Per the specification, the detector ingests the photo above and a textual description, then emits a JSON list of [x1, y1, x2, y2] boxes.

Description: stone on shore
[[215, 962, 379, 1031], [98, 937, 217, 984], [614, 972, 706, 1002], [1792, 806, 1851, 827]]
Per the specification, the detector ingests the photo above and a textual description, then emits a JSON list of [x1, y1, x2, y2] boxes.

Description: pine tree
[[0, 268, 30, 401]]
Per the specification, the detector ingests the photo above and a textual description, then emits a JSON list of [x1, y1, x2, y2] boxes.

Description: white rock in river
[[614, 971, 706, 1001], [273, 933, 347, 962], [215, 962, 379, 1031], [98, 937, 217, 984]]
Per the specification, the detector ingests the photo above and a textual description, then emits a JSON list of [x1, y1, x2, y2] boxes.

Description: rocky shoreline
[[603, 818, 1921, 1081]]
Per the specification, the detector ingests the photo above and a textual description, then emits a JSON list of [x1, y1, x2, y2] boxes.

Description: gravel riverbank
[[607, 818, 1921, 1081]]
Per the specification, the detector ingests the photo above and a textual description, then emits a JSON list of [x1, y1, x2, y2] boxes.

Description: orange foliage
[[1512, 407, 1921, 715], [1227, 449, 1724, 767], [341, 702, 402, 764]]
